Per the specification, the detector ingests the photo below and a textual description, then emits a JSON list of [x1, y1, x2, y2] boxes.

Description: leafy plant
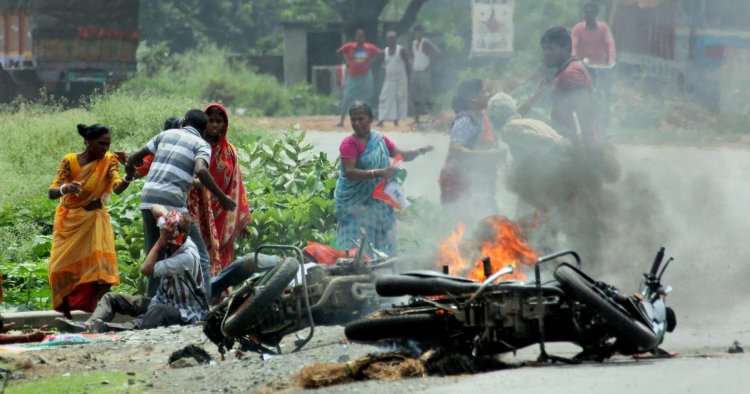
[[235, 130, 339, 255]]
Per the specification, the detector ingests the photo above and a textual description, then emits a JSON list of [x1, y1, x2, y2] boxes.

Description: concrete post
[[283, 26, 308, 85]]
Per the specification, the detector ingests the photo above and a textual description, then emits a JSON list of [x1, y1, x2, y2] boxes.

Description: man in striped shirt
[[126, 109, 236, 298], [58, 207, 208, 332]]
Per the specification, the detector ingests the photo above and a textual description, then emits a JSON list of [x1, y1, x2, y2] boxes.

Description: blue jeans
[[142, 209, 211, 299]]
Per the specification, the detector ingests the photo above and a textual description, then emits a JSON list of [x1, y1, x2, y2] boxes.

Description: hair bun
[[77, 124, 88, 137]]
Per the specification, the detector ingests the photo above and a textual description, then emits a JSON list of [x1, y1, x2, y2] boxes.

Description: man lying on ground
[[58, 205, 207, 333]]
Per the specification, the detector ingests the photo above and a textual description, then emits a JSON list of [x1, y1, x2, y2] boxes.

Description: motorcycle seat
[[376, 274, 480, 297], [399, 270, 476, 283]]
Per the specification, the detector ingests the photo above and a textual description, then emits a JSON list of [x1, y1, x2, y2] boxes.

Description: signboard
[[471, 0, 514, 57]]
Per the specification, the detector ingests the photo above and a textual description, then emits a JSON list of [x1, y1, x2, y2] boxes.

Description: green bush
[[123, 44, 336, 116], [235, 131, 339, 255]]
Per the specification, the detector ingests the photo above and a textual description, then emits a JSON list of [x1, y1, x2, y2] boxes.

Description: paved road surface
[[303, 131, 750, 393]]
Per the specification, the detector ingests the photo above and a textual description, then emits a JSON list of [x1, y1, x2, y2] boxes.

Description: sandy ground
[[4, 129, 750, 393], [247, 114, 455, 134]]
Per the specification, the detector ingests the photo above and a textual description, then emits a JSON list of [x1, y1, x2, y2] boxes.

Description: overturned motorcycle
[[203, 235, 396, 356], [345, 248, 677, 362]]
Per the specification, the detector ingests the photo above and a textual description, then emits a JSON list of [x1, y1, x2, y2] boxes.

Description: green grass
[[6, 371, 150, 394]]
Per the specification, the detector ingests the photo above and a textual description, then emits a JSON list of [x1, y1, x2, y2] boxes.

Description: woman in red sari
[[187, 104, 251, 275]]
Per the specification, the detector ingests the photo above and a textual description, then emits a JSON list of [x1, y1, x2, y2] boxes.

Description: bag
[[372, 156, 409, 210]]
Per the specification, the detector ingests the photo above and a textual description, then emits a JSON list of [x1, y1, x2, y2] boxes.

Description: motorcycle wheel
[[554, 264, 660, 351], [203, 297, 230, 345], [221, 257, 300, 338], [345, 313, 449, 343]]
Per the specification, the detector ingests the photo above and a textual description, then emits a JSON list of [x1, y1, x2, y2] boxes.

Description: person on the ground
[[48, 124, 132, 319], [336, 29, 382, 128], [125, 109, 237, 299], [187, 104, 251, 276], [58, 206, 207, 333], [517, 27, 599, 149], [571, 2, 616, 126], [438, 79, 506, 220], [410, 25, 441, 124], [376, 31, 410, 127], [335, 101, 433, 255]]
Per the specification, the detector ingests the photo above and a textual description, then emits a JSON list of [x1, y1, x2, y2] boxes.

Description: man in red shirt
[[518, 27, 599, 147], [571, 2, 616, 125], [336, 29, 382, 127], [571, 3, 616, 67]]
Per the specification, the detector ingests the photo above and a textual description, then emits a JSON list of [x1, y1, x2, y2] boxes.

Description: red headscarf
[[188, 104, 252, 274]]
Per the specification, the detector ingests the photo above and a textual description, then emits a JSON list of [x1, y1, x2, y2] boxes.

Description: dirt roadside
[[1, 324, 378, 393]]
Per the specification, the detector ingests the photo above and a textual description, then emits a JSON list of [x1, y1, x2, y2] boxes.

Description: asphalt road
[[302, 130, 750, 393]]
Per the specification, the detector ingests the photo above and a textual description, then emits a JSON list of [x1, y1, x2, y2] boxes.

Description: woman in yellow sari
[[48, 124, 132, 318]]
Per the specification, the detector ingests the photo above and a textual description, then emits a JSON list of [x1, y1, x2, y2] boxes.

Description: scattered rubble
[[727, 341, 744, 354]]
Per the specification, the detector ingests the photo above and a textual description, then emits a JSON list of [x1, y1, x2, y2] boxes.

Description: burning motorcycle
[[345, 247, 676, 362], [203, 232, 396, 355]]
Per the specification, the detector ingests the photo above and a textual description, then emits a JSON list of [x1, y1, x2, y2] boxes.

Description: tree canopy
[[138, 0, 428, 53]]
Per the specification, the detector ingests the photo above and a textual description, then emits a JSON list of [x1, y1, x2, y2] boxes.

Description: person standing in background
[[571, 2, 616, 126], [410, 25, 441, 124], [336, 29, 382, 128], [377, 31, 410, 127]]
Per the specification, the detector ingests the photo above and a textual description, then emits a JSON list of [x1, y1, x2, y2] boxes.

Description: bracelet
[[370, 169, 376, 178], [60, 184, 68, 195], [123, 175, 134, 183]]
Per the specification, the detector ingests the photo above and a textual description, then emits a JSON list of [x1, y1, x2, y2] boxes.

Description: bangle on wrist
[[60, 184, 68, 195], [123, 175, 133, 183], [370, 169, 376, 178]]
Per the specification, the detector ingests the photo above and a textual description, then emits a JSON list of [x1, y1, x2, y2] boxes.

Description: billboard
[[471, 0, 514, 57]]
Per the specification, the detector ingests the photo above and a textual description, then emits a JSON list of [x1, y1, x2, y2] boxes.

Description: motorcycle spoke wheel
[[221, 257, 300, 338], [554, 264, 659, 352]]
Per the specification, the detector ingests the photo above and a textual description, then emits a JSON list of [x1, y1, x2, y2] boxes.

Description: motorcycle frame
[[253, 244, 315, 352], [533, 250, 581, 363]]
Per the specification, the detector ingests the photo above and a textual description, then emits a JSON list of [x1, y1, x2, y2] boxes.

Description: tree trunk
[[327, 0, 388, 42], [327, 0, 429, 44], [395, 0, 429, 36]]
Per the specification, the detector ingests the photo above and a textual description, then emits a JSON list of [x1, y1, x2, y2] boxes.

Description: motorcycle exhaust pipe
[[482, 257, 492, 278]]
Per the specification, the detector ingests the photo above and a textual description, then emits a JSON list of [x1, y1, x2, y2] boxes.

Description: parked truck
[[0, 0, 139, 102]]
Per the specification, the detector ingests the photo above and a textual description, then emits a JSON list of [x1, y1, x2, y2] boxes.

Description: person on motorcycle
[[58, 206, 208, 333]]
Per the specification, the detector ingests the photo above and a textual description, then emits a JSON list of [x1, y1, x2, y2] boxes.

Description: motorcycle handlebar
[[649, 247, 665, 277]]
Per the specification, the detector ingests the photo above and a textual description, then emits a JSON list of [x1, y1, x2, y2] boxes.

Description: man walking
[[518, 27, 599, 147]]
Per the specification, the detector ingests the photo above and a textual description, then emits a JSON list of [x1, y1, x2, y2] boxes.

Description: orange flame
[[436, 216, 538, 281]]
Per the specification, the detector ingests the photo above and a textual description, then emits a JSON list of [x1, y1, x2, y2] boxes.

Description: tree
[[325, 0, 429, 41]]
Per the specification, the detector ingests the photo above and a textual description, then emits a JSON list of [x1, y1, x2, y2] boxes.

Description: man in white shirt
[[410, 25, 441, 124]]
